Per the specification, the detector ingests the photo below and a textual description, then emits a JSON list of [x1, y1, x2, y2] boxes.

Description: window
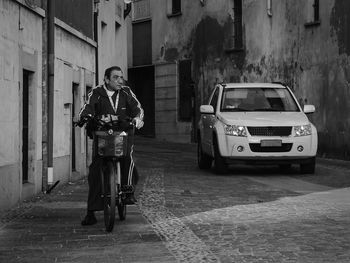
[[172, 0, 181, 14], [313, 0, 319, 21], [221, 88, 299, 112], [305, 0, 320, 27], [132, 21, 152, 66], [167, 0, 181, 17], [226, 0, 243, 50], [233, 0, 243, 48]]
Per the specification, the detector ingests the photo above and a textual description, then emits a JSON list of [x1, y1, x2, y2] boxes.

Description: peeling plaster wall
[[139, 0, 237, 142], [0, 1, 43, 210], [151, 0, 235, 102], [241, 0, 350, 159], [147, 0, 350, 159]]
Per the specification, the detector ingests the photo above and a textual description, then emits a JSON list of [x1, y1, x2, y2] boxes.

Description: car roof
[[220, 83, 287, 89]]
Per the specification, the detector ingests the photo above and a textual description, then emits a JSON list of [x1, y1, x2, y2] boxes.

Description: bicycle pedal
[[121, 185, 134, 193]]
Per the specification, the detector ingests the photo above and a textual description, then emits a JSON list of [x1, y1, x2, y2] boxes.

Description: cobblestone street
[[1, 137, 350, 262]]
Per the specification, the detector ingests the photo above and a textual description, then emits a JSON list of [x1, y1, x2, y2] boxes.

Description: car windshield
[[221, 87, 300, 112]]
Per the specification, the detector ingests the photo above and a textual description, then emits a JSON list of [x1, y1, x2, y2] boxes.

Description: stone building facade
[[127, 0, 350, 159], [0, 0, 129, 211]]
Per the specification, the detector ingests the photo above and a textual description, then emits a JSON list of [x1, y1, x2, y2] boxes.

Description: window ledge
[[167, 12, 182, 18], [304, 20, 321, 28], [132, 17, 152, 24], [225, 47, 245, 53]]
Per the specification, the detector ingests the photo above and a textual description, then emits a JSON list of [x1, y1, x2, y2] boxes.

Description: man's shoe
[[121, 185, 134, 194], [81, 214, 97, 226], [124, 194, 137, 205]]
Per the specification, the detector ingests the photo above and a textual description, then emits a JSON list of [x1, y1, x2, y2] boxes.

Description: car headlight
[[294, 124, 312, 137], [224, 125, 247, 137]]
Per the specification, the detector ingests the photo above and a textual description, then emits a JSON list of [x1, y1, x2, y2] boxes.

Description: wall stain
[[164, 47, 179, 62], [192, 16, 225, 70], [330, 1, 350, 55], [189, 16, 247, 102]]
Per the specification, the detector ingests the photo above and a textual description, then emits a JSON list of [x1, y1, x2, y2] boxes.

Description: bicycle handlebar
[[74, 114, 135, 131]]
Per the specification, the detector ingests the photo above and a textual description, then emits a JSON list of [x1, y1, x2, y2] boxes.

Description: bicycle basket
[[94, 130, 128, 157]]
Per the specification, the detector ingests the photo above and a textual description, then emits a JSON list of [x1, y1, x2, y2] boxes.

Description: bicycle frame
[[94, 130, 130, 232], [75, 114, 134, 232]]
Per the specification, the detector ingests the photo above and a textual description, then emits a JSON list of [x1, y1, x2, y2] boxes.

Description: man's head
[[104, 66, 124, 91]]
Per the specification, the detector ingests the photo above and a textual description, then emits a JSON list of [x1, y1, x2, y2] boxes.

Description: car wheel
[[197, 137, 212, 169], [213, 137, 228, 174], [300, 157, 316, 174], [279, 164, 292, 171]]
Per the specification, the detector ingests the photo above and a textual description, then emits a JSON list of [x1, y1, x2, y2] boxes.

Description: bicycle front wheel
[[116, 162, 126, 221], [103, 161, 116, 232]]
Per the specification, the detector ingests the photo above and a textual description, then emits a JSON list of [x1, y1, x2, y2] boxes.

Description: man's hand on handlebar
[[75, 114, 143, 130], [76, 114, 93, 127], [132, 117, 144, 129]]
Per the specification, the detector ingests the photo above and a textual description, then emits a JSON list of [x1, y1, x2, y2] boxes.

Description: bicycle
[[76, 114, 135, 232]]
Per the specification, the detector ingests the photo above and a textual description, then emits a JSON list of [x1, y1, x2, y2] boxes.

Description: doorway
[[128, 66, 155, 137], [71, 83, 79, 172], [22, 70, 31, 183]]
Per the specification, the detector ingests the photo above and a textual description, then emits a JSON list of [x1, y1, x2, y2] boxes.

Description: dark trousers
[[86, 135, 138, 211]]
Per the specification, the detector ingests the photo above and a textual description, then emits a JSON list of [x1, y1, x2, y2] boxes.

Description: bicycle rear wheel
[[103, 161, 116, 232], [115, 162, 126, 221]]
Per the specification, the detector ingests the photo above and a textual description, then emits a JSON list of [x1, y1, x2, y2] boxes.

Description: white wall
[[0, 1, 44, 210], [53, 21, 96, 184], [98, 0, 128, 81]]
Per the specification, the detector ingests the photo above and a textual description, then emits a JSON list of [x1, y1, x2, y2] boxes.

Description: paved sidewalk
[[1, 136, 350, 262], [0, 178, 176, 263], [134, 137, 350, 262]]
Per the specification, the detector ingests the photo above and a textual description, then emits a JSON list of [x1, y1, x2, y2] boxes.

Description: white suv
[[197, 83, 317, 174]]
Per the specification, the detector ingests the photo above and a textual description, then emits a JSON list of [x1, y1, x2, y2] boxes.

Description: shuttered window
[[233, 0, 243, 49], [313, 0, 319, 21], [132, 21, 152, 66], [178, 60, 193, 121], [172, 0, 181, 14]]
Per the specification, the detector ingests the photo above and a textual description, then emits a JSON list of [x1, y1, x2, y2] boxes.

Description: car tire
[[279, 164, 292, 171], [300, 157, 316, 174], [197, 137, 212, 169], [213, 137, 228, 174]]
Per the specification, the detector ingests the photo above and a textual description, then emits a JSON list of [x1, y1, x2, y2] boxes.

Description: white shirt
[[103, 84, 120, 113]]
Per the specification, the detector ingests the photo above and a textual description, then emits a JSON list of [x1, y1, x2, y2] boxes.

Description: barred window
[[305, 0, 320, 27], [226, 0, 243, 50], [167, 0, 182, 17]]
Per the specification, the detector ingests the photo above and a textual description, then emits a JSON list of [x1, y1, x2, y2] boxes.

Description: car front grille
[[249, 143, 293, 152], [247, 126, 292, 136]]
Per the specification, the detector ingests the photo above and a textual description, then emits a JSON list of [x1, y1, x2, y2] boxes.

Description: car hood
[[218, 112, 310, 126]]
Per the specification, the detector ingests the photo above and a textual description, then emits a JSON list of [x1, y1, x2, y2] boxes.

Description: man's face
[[105, 69, 124, 91]]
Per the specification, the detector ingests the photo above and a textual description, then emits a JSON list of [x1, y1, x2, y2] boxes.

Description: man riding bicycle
[[79, 66, 144, 226]]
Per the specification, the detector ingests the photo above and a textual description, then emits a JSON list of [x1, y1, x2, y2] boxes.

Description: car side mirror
[[200, 105, 214, 114], [303, 104, 315, 114]]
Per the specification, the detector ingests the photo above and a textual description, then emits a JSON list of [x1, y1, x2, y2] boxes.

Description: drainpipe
[[93, 11, 99, 85], [94, 2, 99, 85], [47, 0, 55, 188], [267, 0, 272, 17]]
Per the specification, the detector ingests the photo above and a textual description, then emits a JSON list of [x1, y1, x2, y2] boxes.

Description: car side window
[[210, 88, 219, 112]]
